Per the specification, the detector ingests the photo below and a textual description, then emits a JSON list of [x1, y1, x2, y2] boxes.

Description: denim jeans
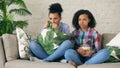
[[29, 40, 73, 62], [64, 49, 110, 65]]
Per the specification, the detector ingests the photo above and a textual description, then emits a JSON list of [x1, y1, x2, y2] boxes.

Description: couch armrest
[[0, 37, 6, 68]]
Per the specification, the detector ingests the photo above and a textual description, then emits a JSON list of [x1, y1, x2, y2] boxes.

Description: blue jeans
[[65, 49, 110, 65], [29, 40, 73, 62]]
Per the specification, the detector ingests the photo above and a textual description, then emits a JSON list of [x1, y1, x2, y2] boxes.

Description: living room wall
[[19, 0, 120, 39]]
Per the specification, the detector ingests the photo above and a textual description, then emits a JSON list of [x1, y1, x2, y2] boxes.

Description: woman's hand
[[77, 47, 86, 56], [43, 22, 49, 29], [51, 22, 59, 30], [43, 21, 59, 30], [83, 49, 95, 57], [77, 47, 95, 57]]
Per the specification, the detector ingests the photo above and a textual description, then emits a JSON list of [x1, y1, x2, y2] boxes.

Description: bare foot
[[68, 61, 77, 68]]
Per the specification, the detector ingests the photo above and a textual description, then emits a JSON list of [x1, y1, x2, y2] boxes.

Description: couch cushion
[[78, 63, 120, 68], [0, 37, 5, 68], [5, 60, 74, 68], [2, 34, 19, 61]]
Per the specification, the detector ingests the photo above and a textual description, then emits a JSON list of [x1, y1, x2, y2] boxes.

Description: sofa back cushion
[[0, 37, 5, 68], [2, 34, 19, 61]]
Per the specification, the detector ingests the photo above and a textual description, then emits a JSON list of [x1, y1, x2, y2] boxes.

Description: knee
[[99, 49, 110, 55], [29, 41, 38, 49], [65, 49, 76, 57], [97, 49, 110, 58], [63, 40, 72, 44], [61, 40, 73, 48]]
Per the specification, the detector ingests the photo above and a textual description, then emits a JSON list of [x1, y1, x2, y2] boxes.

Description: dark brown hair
[[72, 9, 96, 30], [49, 3, 63, 17]]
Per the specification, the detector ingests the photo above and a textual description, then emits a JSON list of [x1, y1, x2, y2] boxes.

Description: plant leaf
[[5, 0, 14, 6], [0, 1, 3, 10], [14, 0, 27, 9], [0, 20, 14, 35], [0, 15, 2, 19], [0, 0, 31, 36], [14, 20, 28, 29], [9, 8, 32, 16]]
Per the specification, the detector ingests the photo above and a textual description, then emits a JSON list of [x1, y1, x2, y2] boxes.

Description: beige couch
[[0, 33, 120, 68]]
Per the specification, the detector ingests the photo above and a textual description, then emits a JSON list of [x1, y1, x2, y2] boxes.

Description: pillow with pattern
[[105, 32, 120, 62], [16, 27, 32, 59], [105, 46, 120, 62], [37, 21, 70, 55]]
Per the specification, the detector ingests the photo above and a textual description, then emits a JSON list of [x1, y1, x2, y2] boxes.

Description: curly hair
[[49, 3, 63, 17], [72, 9, 96, 30]]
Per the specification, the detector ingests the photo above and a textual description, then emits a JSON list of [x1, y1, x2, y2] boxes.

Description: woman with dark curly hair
[[64, 9, 110, 66], [29, 3, 73, 62]]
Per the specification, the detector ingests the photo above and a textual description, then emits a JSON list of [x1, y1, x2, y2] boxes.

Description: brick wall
[[19, 0, 120, 39]]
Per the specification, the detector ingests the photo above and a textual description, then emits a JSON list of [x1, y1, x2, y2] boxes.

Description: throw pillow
[[16, 27, 32, 59], [106, 32, 120, 47], [37, 21, 70, 55], [105, 32, 120, 62], [105, 46, 120, 62]]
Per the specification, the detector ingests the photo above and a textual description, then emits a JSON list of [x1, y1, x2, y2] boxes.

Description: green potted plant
[[0, 0, 32, 36]]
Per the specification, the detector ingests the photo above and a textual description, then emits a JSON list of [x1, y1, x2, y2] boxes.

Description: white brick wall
[[20, 0, 120, 39]]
